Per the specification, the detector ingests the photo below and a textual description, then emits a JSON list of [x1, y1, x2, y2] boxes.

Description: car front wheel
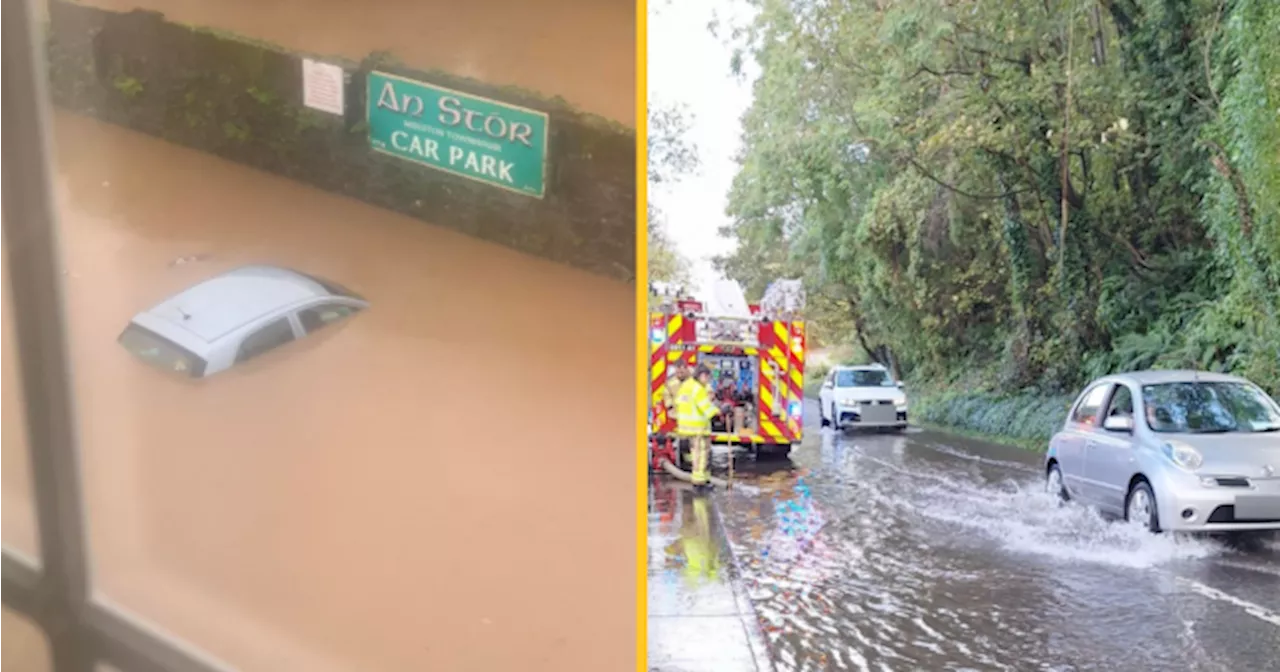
[[1045, 463, 1069, 503], [1125, 480, 1162, 533]]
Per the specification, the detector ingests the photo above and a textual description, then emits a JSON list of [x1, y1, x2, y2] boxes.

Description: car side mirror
[[821, 380, 833, 389], [896, 381, 905, 389], [1103, 415, 1134, 433]]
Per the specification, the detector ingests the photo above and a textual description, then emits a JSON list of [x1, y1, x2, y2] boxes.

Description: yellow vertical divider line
[[634, 0, 649, 669]]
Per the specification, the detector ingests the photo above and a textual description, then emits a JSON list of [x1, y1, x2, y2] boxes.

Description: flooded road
[[713, 400, 1280, 672], [64, 0, 635, 125], [2, 110, 634, 671]]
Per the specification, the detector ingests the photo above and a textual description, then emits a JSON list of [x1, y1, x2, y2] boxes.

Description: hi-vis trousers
[[680, 434, 711, 485]]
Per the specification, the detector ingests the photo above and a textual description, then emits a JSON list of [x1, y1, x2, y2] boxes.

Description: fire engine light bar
[[651, 328, 664, 344], [789, 401, 802, 418]]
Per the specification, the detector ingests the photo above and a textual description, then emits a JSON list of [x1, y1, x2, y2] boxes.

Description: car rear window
[[299, 271, 363, 301], [118, 324, 206, 378]]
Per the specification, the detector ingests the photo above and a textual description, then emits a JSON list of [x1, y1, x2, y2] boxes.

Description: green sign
[[366, 71, 549, 198]]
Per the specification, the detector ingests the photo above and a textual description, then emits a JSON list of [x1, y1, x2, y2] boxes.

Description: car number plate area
[[860, 404, 897, 424], [1234, 495, 1280, 520]]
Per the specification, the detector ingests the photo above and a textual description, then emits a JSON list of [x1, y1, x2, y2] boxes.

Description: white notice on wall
[[301, 59, 345, 116]]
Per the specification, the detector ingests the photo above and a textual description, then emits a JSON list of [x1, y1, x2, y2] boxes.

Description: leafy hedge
[[910, 386, 1076, 451], [44, 0, 636, 281]]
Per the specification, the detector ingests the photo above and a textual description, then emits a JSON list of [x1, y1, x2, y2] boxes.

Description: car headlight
[[1162, 441, 1204, 471], [895, 397, 908, 412], [839, 399, 860, 408]]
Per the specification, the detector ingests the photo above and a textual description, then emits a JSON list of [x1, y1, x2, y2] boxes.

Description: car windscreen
[[835, 369, 895, 388], [1142, 382, 1280, 434], [118, 324, 206, 378]]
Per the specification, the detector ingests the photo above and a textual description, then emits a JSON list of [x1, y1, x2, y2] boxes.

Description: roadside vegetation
[[715, 0, 1279, 445]]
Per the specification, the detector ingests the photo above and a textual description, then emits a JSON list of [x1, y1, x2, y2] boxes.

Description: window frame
[[1070, 383, 1113, 427], [1, 3, 229, 669], [233, 316, 299, 365], [295, 301, 359, 335], [1104, 385, 1134, 418]]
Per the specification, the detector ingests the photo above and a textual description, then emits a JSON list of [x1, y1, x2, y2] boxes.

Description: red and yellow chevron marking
[[788, 321, 806, 395], [784, 321, 805, 437], [755, 319, 807, 443], [711, 433, 769, 444], [649, 314, 669, 429]]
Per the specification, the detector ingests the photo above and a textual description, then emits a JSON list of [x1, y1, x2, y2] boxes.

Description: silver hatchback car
[[1044, 370, 1280, 533], [118, 265, 368, 378]]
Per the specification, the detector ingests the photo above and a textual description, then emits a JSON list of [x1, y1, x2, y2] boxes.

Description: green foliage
[[721, 0, 1280, 419], [803, 362, 831, 397], [912, 387, 1077, 451], [111, 75, 143, 98]]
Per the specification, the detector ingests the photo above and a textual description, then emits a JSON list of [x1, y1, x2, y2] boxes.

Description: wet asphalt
[[695, 399, 1280, 672]]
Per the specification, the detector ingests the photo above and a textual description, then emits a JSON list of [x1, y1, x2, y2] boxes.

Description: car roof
[[134, 265, 335, 345], [1102, 369, 1252, 386]]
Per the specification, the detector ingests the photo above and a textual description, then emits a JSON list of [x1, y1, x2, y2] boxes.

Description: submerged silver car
[[118, 265, 368, 378], [1044, 370, 1280, 533]]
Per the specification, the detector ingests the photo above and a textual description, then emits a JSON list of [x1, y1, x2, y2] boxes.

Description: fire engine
[[648, 287, 807, 468]]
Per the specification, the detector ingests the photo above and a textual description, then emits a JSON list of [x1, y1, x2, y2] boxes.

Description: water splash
[[902, 476, 1225, 568]]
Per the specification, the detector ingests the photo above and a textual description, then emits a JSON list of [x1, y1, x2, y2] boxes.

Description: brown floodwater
[[1, 110, 635, 670], [67, 0, 636, 125]]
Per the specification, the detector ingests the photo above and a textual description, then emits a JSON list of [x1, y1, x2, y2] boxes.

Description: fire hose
[[659, 456, 731, 488], [650, 438, 731, 488]]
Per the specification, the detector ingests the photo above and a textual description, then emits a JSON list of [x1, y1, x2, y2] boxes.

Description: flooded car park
[[3, 110, 634, 670], [709, 400, 1280, 672]]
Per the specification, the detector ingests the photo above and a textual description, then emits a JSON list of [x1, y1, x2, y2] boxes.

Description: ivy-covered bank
[[908, 387, 1076, 452], [45, 0, 636, 281]]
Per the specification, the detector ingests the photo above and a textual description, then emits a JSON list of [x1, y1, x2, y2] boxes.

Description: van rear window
[[118, 324, 206, 377]]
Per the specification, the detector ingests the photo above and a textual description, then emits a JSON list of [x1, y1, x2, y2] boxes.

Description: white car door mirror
[[1103, 415, 1134, 433], [821, 380, 833, 389]]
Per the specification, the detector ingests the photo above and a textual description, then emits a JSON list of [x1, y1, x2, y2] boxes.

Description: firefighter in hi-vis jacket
[[662, 360, 690, 421], [676, 365, 720, 488]]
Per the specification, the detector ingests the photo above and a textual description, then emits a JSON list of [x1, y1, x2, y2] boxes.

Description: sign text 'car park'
[[367, 71, 549, 198]]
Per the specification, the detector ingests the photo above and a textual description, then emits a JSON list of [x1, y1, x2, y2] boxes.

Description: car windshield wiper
[[1253, 425, 1280, 433], [1189, 427, 1233, 434]]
